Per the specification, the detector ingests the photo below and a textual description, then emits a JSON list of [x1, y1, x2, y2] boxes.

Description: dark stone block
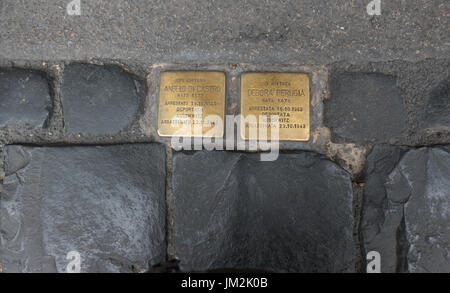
[[0, 144, 166, 273], [361, 145, 450, 273], [0, 68, 51, 128], [172, 151, 355, 273], [61, 64, 141, 135], [325, 73, 406, 143], [424, 75, 450, 128]]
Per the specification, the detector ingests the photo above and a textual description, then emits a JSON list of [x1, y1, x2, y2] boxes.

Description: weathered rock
[[0, 68, 51, 128], [61, 64, 141, 135], [325, 72, 406, 144], [424, 75, 450, 128], [0, 144, 166, 273], [361, 145, 450, 273], [172, 151, 355, 273]]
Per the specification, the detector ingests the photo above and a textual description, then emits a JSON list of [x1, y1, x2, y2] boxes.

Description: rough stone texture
[[325, 72, 406, 144], [361, 145, 450, 273], [0, 0, 447, 275], [0, 1, 447, 64], [0, 144, 166, 273], [61, 64, 141, 135], [424, 75, 450, 128], [328, 60, 450, 147], [172, 151, 355, 273], [0, 68, 51, 128]]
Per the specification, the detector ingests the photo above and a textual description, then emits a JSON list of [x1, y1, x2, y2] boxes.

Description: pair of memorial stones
[[0, 66, 312, 140], [0, 64, 448, 273]]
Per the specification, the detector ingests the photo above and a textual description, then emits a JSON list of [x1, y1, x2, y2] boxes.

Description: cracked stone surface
[[0, 68, 51, 129], [172, 151, 355, 273], [0, 144, 166, 273], [361, 145, 450, 273], [61, 64, 141, 135]]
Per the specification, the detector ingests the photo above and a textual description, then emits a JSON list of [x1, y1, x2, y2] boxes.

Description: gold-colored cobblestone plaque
[[241, 72, 310, 141], [158, 71, 225, 137]]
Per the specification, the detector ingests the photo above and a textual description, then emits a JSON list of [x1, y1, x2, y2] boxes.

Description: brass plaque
[[158, 71, 225, 137], [241, 72, 310, 141]]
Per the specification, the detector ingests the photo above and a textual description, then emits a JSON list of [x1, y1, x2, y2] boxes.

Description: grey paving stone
[[361, 145, 450, 273], [0, 144, 166, 273], [325, 72, 406, 144], [172, 151, 355, 273], [0, 68, 51, 128], [61, 64, 141, 135], [424, 75, 450, 128]]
